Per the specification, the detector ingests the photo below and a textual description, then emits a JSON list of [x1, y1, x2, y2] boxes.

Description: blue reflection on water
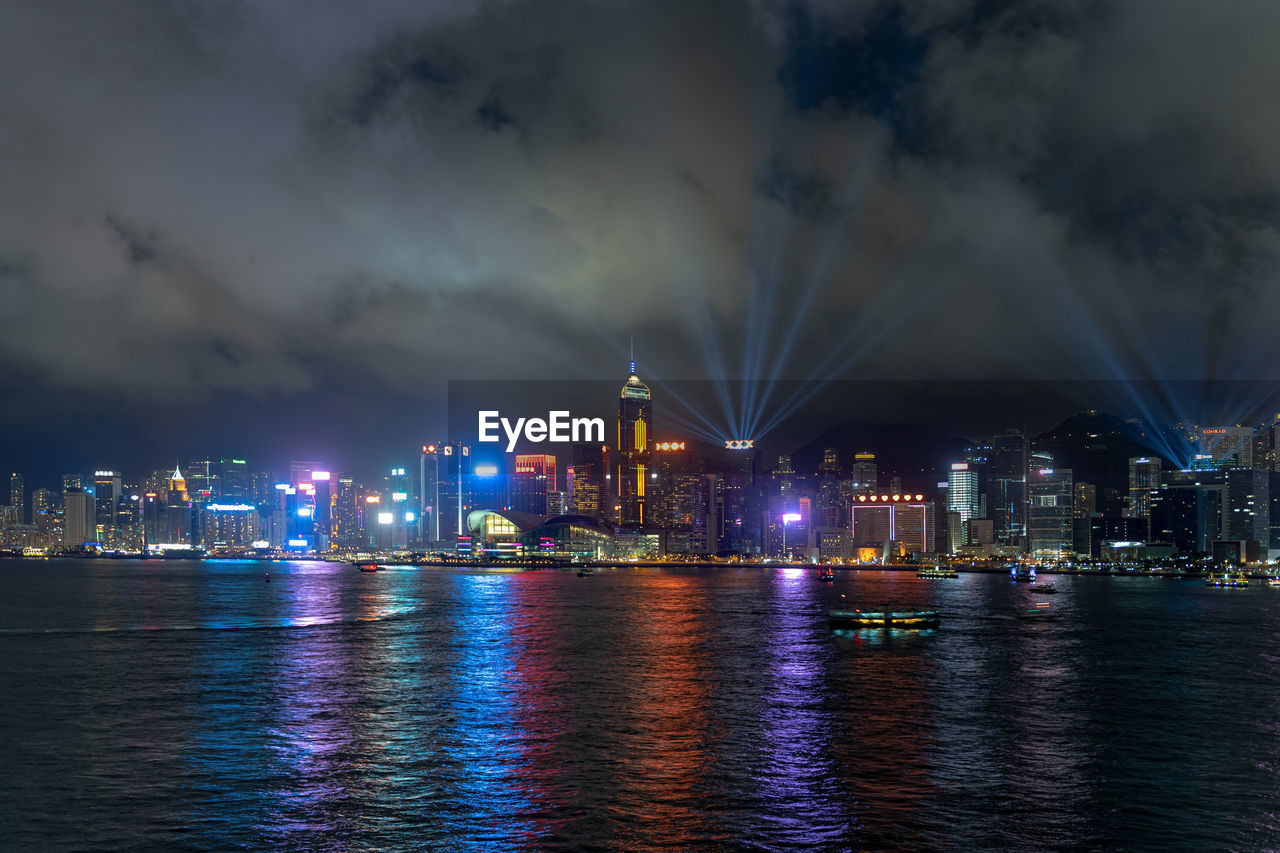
[[440, 572, 540, 846]]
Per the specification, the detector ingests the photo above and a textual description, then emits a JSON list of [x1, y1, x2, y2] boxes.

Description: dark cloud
[[2, 0, 1279, 466]]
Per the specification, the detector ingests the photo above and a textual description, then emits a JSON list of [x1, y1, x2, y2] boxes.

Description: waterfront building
[[851, 493, 932, 557], [1028, 467, 1073, 558]]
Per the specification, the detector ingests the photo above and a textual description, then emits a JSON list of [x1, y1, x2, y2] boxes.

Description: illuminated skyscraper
[[93, 470, 121, 542], [310, 470, 333, 551], [421, 444, 441, 542], [948, 462, 981, 523], [512, 454, 557, 515], [333, 473, 360, 548], [1191, 427, 1254, 469], [567, 443, 606, 522], [168, 464, 188, 504], [1028, 467, 1073, 557], [616, 358, 652, 527]]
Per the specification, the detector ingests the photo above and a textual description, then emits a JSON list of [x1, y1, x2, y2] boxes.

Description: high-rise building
[[1151, 479, 1222, 555], [31, 487, 60, 551], [512, 454, 557, 515], [1074, 482, 1097, 518], [988, 429, 1028, 547], [333, 473, 360, 548], [308, 469, 333, 551], [203, 503, 258, 547], [566, 443, 606, 522], [92, 470, 121, 543], [437, 442, 472, 541], [815, 448, 844, 529], [1150, 468, 1269, 554], [64, 488, 95, 550], [1128, 457, 1162, 518], [1190, 427, 1254, 470], [185, 459, 216, 503], [217, 458, 251, 502], [850, 452, 877, 495], [168, 465, 188, 504], [947, 462, 981, 523], [421, 444, 441, 542], [616, 359, 652, 527], [9, 473, 24, 524], [651, 442, 709, 548], [720, 450, 761, 553], [1028, 467, 1074, 557]]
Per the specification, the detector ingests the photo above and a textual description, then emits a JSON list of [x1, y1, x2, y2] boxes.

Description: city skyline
[[6, 357, 1280, 564]]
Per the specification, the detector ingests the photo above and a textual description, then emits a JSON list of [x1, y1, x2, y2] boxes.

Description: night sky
[[3, 0, 1279, 484]]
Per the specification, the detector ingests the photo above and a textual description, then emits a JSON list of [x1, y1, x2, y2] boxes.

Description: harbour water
[[2, 559, 1279, 851]]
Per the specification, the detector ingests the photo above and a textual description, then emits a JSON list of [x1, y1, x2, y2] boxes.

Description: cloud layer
[[3, 0, 1280, 421]]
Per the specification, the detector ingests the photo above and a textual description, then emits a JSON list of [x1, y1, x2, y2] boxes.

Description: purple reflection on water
[[757, 567, 856, 844]]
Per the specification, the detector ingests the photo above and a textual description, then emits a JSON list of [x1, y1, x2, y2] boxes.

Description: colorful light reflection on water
[[4, 561, 1280, 850]]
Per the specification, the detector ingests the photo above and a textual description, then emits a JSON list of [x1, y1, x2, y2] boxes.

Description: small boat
[[1030, 583, 1058, 594], [1017, 603, 1055, 620], [917, 568, 959, 579], [577, 568, 595, 577], [356, 563, 379, 573], [1206, 572, 1248, 588], [828, 608, 940, 629], [1268, 577, 1280, 588], [817, 567, 834, 582]]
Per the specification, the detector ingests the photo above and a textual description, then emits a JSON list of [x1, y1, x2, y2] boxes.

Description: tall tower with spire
[[617, 347, 652, 527], [168, 463, 188, 504]]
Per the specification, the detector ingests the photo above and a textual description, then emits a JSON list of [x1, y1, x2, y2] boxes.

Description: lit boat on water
[[1268, 577, 1280, 588], [1017, 602, 1055, 620], [1010, 565, 1037, 583], [1030, 583, 1058, 594], [356, 562, 379, 573], [1206, 572, 1248, 588], [577, 568, 595, 577], [817, 567, 834, 582], [828, 609, 940, 629], [917, 568, 959, 579]]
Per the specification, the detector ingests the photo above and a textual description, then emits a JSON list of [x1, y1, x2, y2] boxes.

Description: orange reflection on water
[[600, 571, 724, 846]]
